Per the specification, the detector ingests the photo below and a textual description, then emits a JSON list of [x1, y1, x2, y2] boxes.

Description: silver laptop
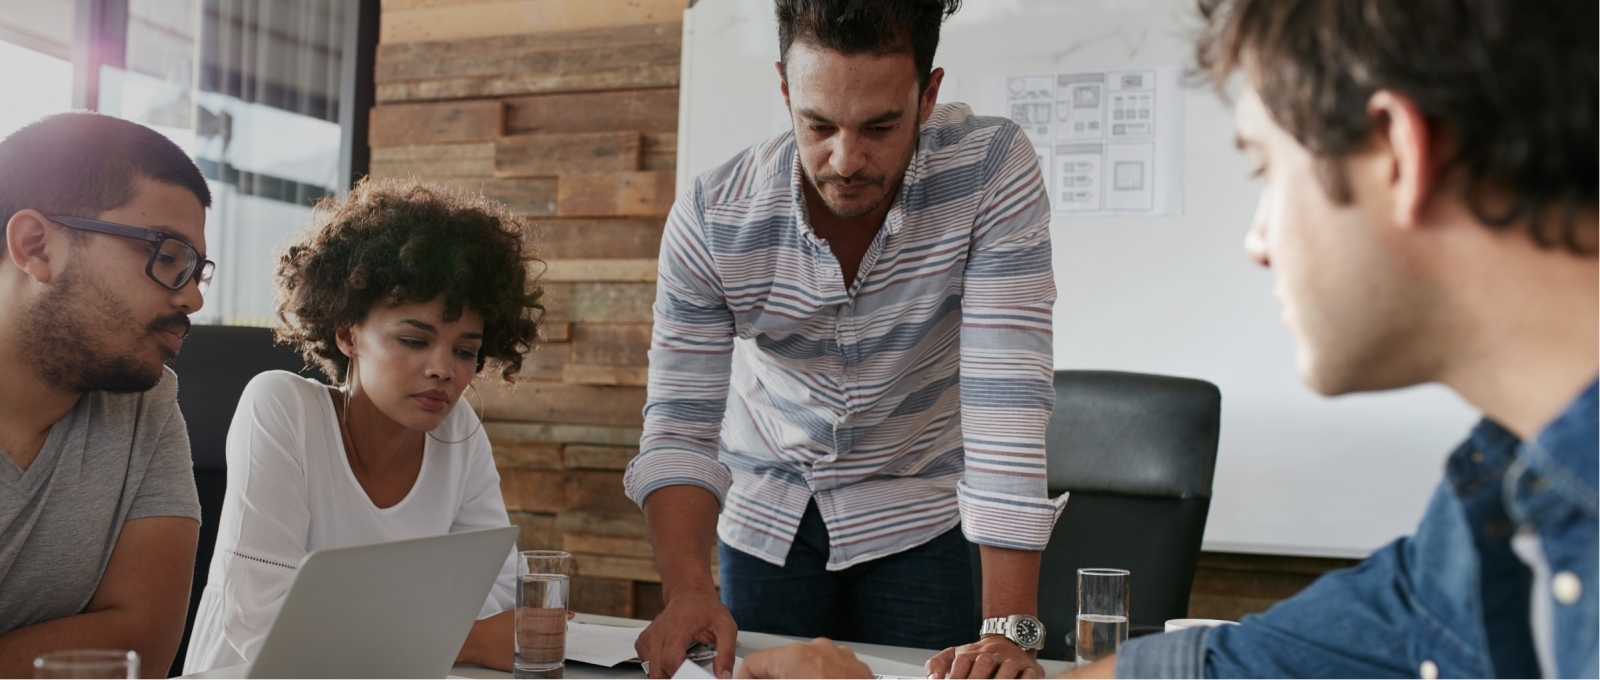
[[246, 526, 520, 679]]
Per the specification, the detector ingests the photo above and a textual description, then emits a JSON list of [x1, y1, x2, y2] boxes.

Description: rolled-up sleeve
[[623, 179, 736, 508], [955, 123, 1065, 551]]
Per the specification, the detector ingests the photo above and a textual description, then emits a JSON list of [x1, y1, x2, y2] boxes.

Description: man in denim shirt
[[1090, 0, 1600, 677], [737, 0, 1597, 677]]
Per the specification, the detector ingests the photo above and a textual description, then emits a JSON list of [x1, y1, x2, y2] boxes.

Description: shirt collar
[[1448, 378, 1599, 494]]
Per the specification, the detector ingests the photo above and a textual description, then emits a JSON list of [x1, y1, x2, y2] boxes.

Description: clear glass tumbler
[[32, 650, 138, 679], [1075, 568, 1130, 665], [515, 550, 572, 679]]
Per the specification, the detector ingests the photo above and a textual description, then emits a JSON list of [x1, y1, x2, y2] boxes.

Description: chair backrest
[[164, 325, 320, 677], [974, 370, 1221, 661]]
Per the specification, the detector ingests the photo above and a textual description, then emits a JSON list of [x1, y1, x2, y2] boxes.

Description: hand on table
[[737, 638, 873, 679], [635, 588, 738, 679], [926, 635, 1045, 679]]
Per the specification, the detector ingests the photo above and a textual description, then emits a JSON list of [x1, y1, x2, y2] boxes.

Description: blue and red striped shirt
[[623, 104, 1066, 569]]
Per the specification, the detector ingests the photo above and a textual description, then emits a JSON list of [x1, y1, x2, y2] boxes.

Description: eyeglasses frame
[[46, 215, 215, 291]]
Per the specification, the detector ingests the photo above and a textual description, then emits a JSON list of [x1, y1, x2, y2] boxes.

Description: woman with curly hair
[[183, 179, 543, 673]]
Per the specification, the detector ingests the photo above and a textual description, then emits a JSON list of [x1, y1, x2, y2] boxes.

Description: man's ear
[[776, 61, 791, 111], [1367, 89, 1437, 230], [5, 209, 62, 284], [919, 68, 946, 126]]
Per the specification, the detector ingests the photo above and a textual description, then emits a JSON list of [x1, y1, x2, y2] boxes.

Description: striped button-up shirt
[[623, 104, 1065, 570]]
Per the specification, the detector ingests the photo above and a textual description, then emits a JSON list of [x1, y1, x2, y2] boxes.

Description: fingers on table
[[926, 647, 957, 678], [711, 618, 739, 679]]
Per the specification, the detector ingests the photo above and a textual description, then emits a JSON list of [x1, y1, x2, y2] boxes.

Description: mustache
[[813, 169, 887, 187], [148, 313, 192, 340]]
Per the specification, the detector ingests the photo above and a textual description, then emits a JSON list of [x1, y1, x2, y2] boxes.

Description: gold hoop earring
[[427, 382, 485, 445]]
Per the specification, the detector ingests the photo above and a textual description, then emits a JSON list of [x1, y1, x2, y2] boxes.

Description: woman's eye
[[455, 349, 478, 360], [398, 337, 425, 348]]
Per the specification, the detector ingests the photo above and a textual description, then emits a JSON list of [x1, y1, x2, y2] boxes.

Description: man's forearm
[[642, 485, 722, 600], [979, 544, 1043, 618], [0, 608, 182, 678]]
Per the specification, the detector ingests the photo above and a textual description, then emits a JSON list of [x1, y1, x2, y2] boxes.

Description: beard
[[802, 130, 918, 219], [19, 265, 189, 394]]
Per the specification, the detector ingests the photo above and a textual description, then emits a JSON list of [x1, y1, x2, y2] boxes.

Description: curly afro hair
[[274, 178, 543, 385]]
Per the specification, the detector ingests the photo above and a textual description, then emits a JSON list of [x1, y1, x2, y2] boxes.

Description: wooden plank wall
[[371, 0, 690, 619]]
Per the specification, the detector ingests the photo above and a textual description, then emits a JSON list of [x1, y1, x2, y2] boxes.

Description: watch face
[[1015, 618, 1042, 646]]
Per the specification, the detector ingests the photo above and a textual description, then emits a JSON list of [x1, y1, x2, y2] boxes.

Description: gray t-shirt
[[0, 366, 201, 635]]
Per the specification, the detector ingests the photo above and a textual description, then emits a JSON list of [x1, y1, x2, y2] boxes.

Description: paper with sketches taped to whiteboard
[[978, 64, 1185, 218]]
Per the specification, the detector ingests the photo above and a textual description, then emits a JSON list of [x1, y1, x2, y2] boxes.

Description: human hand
[[1058, 655, 1116, 678], [926, 635, 1045, 679], [736, 638, 873, 679], [635, 588, 738, 678]]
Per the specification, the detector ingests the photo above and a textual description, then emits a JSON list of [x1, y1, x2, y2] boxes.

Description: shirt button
[[1553, 571, 1583, 605], [1419, 660, 1438, 680], [1468, 451, 1484, 464]]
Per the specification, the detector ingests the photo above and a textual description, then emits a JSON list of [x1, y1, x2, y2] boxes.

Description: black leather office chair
[[164, 325, 322, 677], [972, 370, 1222, 662]]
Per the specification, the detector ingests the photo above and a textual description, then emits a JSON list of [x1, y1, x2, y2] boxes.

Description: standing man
[[623, 0, 1063, 678], [738, 0, 1599, 677], [0, 112, 212, 677]]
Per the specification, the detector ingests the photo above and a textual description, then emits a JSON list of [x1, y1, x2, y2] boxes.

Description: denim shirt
[[1119, 380, 1598, 678]]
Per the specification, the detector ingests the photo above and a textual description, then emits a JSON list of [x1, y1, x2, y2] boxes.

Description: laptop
[[245, 526, 520, 679]]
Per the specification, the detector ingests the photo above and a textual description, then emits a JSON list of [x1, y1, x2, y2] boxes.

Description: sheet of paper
[[671, 656, 744, 679], [564, 621, 645, 667], [979, 64, 1185, 218]]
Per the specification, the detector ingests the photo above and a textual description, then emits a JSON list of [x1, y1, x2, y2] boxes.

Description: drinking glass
[[1075, 568, 1130, 665], [515, 550, 572, 679], [32, 650, 138, 679]]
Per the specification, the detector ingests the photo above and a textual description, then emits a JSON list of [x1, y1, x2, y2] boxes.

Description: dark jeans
[[719, 501, 977, 649]]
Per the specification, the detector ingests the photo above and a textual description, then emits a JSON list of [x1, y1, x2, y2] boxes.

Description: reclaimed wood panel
[[378, 23, 680, 81], [531, 218, 665, 260], [564, 364, 649, 387], [509, 511, 561, 550], [574, 554, 660, 583], [538, 323, 572, 343], [539, 283, 656, 324], [479, 381, 647, 427], [558, 510, 649, 539], [369, 142, 495, 178], [557, 172, 675, 217], [564, 533, 654, 559], [484, 421, 642, 447], [571, 323, 652, 366], [377, 52, 678, 103], [505, 89, 679, 136], [495, 132, 641, 177], [368, 100, 505, 146], [432, 177, 558, 216], [642, 132, 676, 172], [564, 445, 638, 471], [381, 0, 687, 44], [516, 341, 569, 382], [540, 260, 657, 283], [633, 582, 666, 621], [491, 440, 564, 470], [499, 469, 633, 513], [570, 576, 634, 618]]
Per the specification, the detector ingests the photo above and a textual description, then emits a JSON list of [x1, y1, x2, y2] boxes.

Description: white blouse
[[183, 371, 519, 673]]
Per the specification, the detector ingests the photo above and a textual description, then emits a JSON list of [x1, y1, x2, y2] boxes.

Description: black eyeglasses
[[47, 215, 215, 291]]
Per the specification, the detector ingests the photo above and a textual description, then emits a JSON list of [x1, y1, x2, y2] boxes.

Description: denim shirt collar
[[1447, 378, 1599, 522]]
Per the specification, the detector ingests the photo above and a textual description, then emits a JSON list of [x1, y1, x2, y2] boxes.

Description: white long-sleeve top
[[183, 370, 518, 673]]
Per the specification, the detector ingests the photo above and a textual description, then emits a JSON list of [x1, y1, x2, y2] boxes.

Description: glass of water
[[515, 550, 572, 679], [32, 650, 138, 679], [1076, 568, 1130, 665]]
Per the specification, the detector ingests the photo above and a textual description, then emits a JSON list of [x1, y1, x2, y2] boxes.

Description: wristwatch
[[980, 614, 1046, 651]]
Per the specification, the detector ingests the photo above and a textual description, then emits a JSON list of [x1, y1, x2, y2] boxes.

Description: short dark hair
[[274, 178, 543, 385], [0, 112, 212, 245], [1196, 0, 1598, 253], [777, 0, 962, 92]]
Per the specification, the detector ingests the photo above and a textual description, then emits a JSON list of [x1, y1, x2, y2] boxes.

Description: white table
[[182, 613, 1075, 678]]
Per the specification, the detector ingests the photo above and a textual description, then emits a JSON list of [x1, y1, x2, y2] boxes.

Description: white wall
[[680, 0, 1480, 558]]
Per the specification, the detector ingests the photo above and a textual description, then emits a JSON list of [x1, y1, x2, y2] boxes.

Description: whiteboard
[[676, 0, 1479, 558]]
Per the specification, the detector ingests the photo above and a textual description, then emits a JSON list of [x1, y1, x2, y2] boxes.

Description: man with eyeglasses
[[0, 112, 213, 677]]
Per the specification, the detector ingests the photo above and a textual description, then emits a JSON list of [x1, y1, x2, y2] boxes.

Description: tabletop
[[179, 612, 1075, 678]]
